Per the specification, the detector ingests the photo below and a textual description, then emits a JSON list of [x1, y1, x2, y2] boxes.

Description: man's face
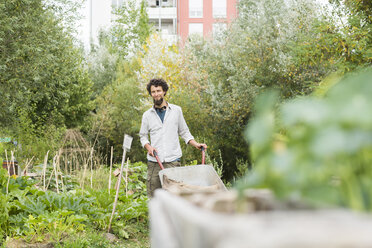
[[150, 85, 165, 106]]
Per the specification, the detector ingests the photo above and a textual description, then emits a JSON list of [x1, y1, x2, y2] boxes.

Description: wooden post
[[108, 148, 126, 232], [23, 156, 34, 176], [108, 134, 132, 232], [43, 151, 49, 191], [81, 161, 87, 191], [5, 150, 10, 194], [109, 146, 113, 194], [57, 149, 65, 192], [90, 147, 94, 188], [11, 151, 15, 176], [125, 158, 129, 197], [53, 154, 59, 193]]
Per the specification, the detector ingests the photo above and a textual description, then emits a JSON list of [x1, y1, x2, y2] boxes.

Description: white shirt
[[139, 103, 194, 162]]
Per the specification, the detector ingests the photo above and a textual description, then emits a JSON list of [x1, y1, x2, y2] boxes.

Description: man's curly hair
[[147, 78, 169, 95]]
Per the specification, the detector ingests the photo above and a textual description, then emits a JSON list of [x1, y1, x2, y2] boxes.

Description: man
[[139, 78, 207, 197]]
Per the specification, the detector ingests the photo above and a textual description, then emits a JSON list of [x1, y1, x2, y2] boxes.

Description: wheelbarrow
[[154, 148, 227, 192]]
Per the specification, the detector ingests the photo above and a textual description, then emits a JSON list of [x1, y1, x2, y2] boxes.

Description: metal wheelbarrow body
[[159, 164, 227, 191], [154, 149, 227, 192]]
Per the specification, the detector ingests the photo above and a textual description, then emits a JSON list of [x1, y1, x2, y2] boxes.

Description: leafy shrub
[[240, 69, 372, 211], [0, 0, 92, 131]]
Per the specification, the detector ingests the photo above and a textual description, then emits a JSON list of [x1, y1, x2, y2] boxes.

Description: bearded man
[[139, 78, 207, 197]]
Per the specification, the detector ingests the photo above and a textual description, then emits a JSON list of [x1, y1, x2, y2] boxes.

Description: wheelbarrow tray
[[159, 164, 227, 191]]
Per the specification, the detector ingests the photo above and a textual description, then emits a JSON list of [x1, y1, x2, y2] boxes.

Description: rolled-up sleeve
[[139, 113, 150, 147], [178, 108, 194, 144]]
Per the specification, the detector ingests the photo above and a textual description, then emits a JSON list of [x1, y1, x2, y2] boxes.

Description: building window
[[148, 0, 157, 7], [213, 23, 227, 37], [189, 0, 203, 18], [189, 23, 203, 36], [213, 0, 226, 18], [162, 0, 169, 7], [155, 0, 168, 6]]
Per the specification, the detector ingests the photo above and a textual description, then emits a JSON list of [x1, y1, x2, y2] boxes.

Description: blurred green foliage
[[240, 69, 372, 211]]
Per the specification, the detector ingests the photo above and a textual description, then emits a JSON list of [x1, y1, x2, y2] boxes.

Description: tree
[[43, 0, 85, 38], [331, 0, 372, 70], [292, 0, 371, 75], [185, 0, 334, 179], [0, 0, 92, 162], [86, 0, 152, 103], [86, 34, 119, 99], [109, 0, 151, 59], [92, 58, 145, 162]]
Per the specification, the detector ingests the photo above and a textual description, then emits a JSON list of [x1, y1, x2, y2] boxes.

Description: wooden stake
[[57, 149, 65, 192], [81, 159, 87, 191], [109, 146, 113, 194], [11, 151, 15, 176], [125, 158, 129, 197], [43, 151, 49, 191], [23, 156, 34, 176], [5, 150, 10, 194], [108, 148, 127, 232], [46, 166, 55, 191], [90, 147, 94, 188], [53, 154, 59, 193]]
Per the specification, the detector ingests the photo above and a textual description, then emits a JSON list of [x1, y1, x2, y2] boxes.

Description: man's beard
[[154, 97, 164, 106]]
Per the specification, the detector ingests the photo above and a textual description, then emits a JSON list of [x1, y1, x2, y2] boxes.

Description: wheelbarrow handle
[[201, 146, 205, 165], [153, 151, 165, 170]]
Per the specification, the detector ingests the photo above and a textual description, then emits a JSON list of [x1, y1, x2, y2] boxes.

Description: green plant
[[240, 69, 372, 211], [0, 192, 9, 239], [92, 60, 145, 162], [54, 227, 138, 248], [23, 211, 86, 243], [109, 0, 151, 58], [30, 163, 79, 192], [232, 159, 250, 184], [1, 158, 149, 245]]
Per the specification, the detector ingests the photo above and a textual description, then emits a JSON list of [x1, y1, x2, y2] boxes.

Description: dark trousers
[[147, 160, 181, 198]]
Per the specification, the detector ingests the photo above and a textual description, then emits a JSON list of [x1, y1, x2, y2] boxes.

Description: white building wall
[[80, 0, 178, 49]]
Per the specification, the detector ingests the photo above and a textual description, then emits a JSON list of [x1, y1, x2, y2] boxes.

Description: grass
[[54, 227, 150, 248]]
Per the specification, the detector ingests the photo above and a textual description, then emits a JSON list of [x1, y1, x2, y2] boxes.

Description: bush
[[240, 69, 372, 211]]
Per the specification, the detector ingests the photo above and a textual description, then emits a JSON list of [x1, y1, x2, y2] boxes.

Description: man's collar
[[154, 105, 167, 111], [153, 102, 169, 111]]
